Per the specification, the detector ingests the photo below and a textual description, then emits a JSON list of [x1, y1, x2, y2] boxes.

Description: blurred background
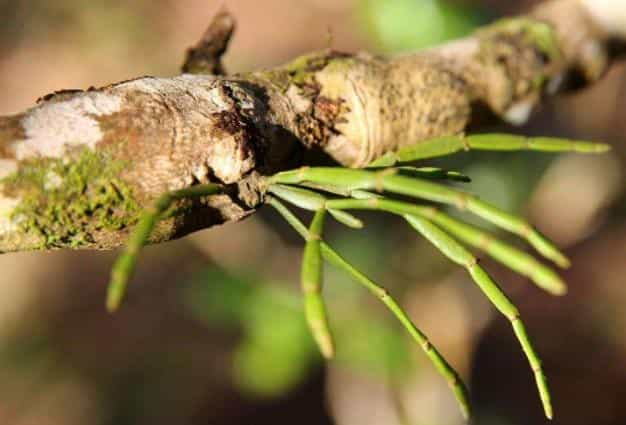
[[0, 1, 625, 424]]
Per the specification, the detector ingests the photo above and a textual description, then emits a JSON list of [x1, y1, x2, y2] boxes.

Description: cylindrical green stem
[[369, 134, 610, 167], [301, 209, 335, 359], [324, 196, 566, 295], [405, 214, 552, 419], [269, 167, 570, 268], [106, 183, 222, 312], [268, 196, 472, 420]]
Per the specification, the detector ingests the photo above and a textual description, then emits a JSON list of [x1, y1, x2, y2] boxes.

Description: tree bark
[[0, 0, 623, 252]]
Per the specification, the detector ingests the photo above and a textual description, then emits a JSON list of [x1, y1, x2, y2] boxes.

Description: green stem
[[405, 214, 552, 419], [269, 168, 570, 268], [106, 183, 222, 312], [267, 196, 472, 420], [325, 196, 566, 296], [302, 209, 335, 358], [368, 134, 611, 167]]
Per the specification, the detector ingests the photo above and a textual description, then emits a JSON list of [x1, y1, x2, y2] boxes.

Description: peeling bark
[[0, 0, 623, 252]]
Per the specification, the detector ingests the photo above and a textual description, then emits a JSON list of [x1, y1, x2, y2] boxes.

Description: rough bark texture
[[0, 0, 624, 252]]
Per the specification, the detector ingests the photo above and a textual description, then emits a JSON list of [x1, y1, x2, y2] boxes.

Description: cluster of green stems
[[106, 133, 610, 420]]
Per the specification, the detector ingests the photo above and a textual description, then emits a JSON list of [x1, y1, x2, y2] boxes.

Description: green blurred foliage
[[185, 269, 317, 397], [357, 0, 484, 53], [185, 256, 416, 398]]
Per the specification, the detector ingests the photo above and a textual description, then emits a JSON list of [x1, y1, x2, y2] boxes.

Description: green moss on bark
[[480, 17, 561, 62], [257, 50, 352, 93], [474, 16, 562, 109], [2, 147, 140, 249]]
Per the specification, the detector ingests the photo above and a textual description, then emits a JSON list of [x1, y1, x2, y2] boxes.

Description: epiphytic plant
[[2, 0, 624, 421], [106, 133, 609, 420]]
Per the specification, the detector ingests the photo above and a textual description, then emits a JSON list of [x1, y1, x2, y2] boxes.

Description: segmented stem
[[424, 210, 566, 296], [268, 196, 472, 420], [106, 183, 222, 312], [263, 132, 610, 420], [368, 134, 611, 167], [404, 214, 552, 419], [269, 168, 570, 268], [269, 184, 558, 418], [302, 209, 335, 358], [323, 196, 566, 296]]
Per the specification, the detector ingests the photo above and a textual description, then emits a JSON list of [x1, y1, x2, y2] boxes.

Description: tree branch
[[0, 0, 623, 253]]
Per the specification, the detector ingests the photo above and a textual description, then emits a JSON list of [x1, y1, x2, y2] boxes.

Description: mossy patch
[[2, 147, 140, 249], [258, 50, 351, 93], [480, 17, 561, 63], [475, 16, 562, 101]]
